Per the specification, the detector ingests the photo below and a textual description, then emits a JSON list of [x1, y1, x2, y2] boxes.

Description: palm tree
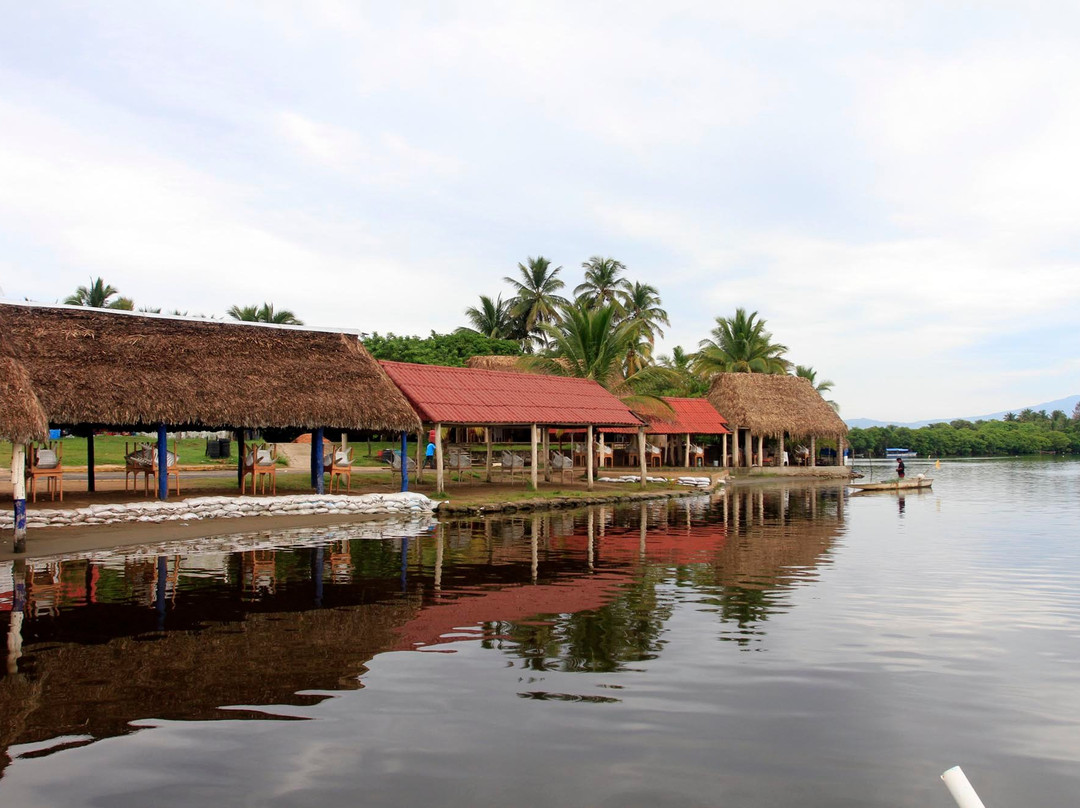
[[227, 302, 303, 325], [656, 346, 709, 397], [794, 365, 839, 411], [694, 308, 789, 376], [574, 256, 630, 310], [503, 256, 569, 350], [65, 277, 134, 310], [621, 281, 670, 375], [457, 294, 519, 340], [530, 301, 675, 416]]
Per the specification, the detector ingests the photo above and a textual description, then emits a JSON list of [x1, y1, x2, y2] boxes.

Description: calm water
[[3, 458, 1080, 807]]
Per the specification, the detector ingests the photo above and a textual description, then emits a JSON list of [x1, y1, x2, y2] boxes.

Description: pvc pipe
[[941, 766, 986, 808]]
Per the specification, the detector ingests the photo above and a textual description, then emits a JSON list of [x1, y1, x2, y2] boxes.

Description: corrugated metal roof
[[600, 397, 731, 435], [379, 361, 645, 427]]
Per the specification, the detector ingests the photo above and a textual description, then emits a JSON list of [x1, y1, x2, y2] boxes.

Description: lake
[[2, 457, 1079, 807]]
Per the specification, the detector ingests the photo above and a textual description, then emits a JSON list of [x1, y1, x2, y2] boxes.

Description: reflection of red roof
[[379, 361, 645, 427]]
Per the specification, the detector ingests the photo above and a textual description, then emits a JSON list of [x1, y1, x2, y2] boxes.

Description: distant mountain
[[845, 394, 1080, 429]]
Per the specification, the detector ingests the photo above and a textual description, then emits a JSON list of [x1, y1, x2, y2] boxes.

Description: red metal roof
[[598, 397, 731, 436], [379, 361, 645, 427]]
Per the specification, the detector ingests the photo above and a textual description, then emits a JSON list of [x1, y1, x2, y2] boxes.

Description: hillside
[[846, 394, 1080, 429]]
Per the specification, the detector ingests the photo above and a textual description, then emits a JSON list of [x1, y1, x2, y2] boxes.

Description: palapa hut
[[0, 302, 420, 508], [0, 330, 49, 445], [706, 373, 847, 469]]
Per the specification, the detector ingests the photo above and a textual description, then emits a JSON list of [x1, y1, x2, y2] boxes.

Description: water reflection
[[0, 485, 845, 782]]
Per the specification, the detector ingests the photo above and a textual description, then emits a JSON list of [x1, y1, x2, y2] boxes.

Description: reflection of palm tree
[[794, 365, 839, 411], [694, 308, 789, 376], [64, 277, 134, 310], [227, 302, 303, 325], [504, 256, 569, 350], [574, 256, 630, 310]]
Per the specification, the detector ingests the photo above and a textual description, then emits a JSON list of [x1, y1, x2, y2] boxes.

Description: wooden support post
[[730, 426, 739, 467], [685, 432, 691, 468], [542, 426, 551, 483], [743, 429, 753, 469], [779, 433, 786, 467], [638, 425, 647, 489], [313, 427, 325, 494], [485, 427, 493, 483], [722, 431, 728, 468], [599, 432, 606, 469], [838, 436, 845, 467], [810, 436, 817, 467], [530, 423, 538, 490], [435, 422, 445, 494], [156, 424, 168, 501], [87, 431, 96, 493], [416, 428, 424, 482], [236, 430, 245, 489], [586, 424, 595, 491], [400, 431, 409, 492], [757, 434, 764, 467], [12, 444, 27, 553]]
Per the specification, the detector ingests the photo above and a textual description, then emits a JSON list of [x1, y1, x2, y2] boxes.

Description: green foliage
[[847, 411, 1080, 457], [64, 277, 134, 310], [227, 302, 303, 325], [503, 256, 570, 350], [694, 307, 790, 375], [363, 330, 521, 366]]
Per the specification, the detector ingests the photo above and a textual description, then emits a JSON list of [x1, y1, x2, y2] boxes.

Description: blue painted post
[[156, 424, 168, 500], [313, 427, 325, 494], [12, 443, 27, 554], [400, 431, 409, 492]]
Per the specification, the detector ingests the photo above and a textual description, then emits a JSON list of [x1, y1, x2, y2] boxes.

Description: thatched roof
[[465, 355, 567, 374], [0, 303, 420, 432], [0, 330, 49, 443], [707, 373, 846, 439]]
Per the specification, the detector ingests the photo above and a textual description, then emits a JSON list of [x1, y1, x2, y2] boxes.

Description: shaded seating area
[[706, 374, 847, 469], [25, 441, 64, 503], [242, 443, 278, 495]]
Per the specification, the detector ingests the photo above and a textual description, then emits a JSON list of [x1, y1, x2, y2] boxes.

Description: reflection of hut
[[707, 374, 847, 469]]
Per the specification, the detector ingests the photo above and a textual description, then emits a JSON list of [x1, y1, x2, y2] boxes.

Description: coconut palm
[[503, 256, 569, 350], [227, 302, 303, 325], [694, 308, 789, 376], [530, 301, 675, 416], [621, 281, 670, 374], [574, 256, 630, 310], [457, 294, 519, 340], [656, 346, 709, 397], [794, 365, 839, 411], [64, 277, 134, 310]]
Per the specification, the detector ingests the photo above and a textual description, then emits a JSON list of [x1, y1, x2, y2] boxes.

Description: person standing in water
[[896, 458, 906, 479]]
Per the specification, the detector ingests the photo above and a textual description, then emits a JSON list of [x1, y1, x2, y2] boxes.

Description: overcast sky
[[1, 2, 1078, 422]]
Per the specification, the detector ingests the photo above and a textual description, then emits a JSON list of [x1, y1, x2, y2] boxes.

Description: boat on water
[[885, 448, 917, 458], [849, 476, 933, 491]]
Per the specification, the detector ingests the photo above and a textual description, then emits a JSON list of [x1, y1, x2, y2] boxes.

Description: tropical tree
[[457, 294, 523, 341], [529, 301, 674, 416], [693, 308, 789, 376], [574, 256, 630, 310], [621, 281, 670, 375], [64, 277, 134, 310], [227, 302, 303, 325], [654, 346, 709, 397], [794, 364, 839, 411], [503, 256, 569, 350]]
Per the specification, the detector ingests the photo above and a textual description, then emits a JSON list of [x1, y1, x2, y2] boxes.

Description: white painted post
[[685, 432, 691, 468], [542, 425, 550, 483], [12, 444, 27, 553], [530, 423, 538, 489], [757, 434, 764, 467], [730, 426, 739, 467], [485, 427, 493, 483], [722, 431, 728, 468], [586, 424, 595, 491], [599, 431, 606, 470], [638, 426, 647, 489], [435, 422, 445, 494]]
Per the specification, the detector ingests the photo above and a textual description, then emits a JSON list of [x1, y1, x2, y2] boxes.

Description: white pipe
[[941, 766, 986, 808]]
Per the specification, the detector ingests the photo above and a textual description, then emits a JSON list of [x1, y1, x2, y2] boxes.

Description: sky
[[1, 2, 1078, 423]]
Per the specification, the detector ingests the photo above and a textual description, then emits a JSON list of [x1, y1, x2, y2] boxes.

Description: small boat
[[885, 448, 917, 458], [849, 476, 933, 491]]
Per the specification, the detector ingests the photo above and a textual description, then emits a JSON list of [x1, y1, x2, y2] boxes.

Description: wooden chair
[[242, 443, 278, 495], [26, 441, 64, 503], [447, 446, 473, 483], [326, 444, 354, 493], [501, 450, 524, 482], [550, 451, 574, 483], [125, 441, 180, 496]]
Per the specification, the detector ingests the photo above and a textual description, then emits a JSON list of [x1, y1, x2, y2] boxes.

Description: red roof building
[[379, 361, 644, 428]]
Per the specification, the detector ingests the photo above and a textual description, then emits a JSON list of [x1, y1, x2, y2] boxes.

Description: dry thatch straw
[[707, 372, 847, 440], [464, 354, 569, 373], [0, 303, 421, 432], [0, 329, 49, 443]]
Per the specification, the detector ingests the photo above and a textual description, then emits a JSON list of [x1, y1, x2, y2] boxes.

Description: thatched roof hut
[[0, 331, 49, 443], [707, 373, 846, 440], [0, 303, 420, 432], [465, 355, 570, 374]]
